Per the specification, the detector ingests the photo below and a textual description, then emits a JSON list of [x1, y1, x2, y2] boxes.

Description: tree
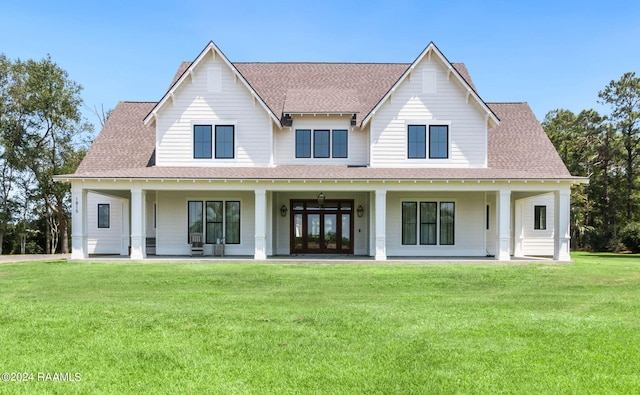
[[598, 72, 640, 223], [1, 55, 91, 254]]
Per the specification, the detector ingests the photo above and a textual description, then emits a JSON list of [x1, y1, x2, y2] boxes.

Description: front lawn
[[0, 253, 639, 394]]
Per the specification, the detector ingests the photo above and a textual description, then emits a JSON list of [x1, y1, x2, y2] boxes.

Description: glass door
[[290, 200, 354, 254]]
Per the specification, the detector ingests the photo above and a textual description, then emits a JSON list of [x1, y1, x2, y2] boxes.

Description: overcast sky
[[2, 0, 639, 134]]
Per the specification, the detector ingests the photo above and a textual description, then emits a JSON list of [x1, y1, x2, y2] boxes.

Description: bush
[[620, 222, 640, 253], [583, 228, 612, 252]]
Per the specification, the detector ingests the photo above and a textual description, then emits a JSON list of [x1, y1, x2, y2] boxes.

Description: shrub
[[620, 222, 640, 253]]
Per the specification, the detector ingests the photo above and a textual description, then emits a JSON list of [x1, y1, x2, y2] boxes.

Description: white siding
[[87, 192, 127, 255], [370, 58, 487, 168], [516, 193, 555, 256], [155, 190, 255, 256], [274, 116, 368, 166], [155, 56, 273, 167], [386, 191, 486, 257]]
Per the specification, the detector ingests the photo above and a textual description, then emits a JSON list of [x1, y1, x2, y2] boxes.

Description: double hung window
[[402, 200, 455, 245], [407, 124, 449, 159]]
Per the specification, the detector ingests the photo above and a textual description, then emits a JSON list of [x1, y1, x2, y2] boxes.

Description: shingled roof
[[69, 99, 574, 180], [167, 61, 476, 124]]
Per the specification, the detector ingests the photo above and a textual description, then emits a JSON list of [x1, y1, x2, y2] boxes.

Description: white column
[[374, 188, 387, 260], [254, 187, 267, 260], [554, 188, 571, 261], [130, 187, 146, 260], [70, 185, 88, 259], [496, 189, 511, 261]]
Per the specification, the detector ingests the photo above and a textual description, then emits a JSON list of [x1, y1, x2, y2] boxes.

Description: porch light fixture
[[317, 192, 326, 207], [280, 205, 288, 217], [357, 205, 364, 217]]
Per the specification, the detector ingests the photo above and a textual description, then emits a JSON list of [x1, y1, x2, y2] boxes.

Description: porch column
[[254, 187, 267, 260], [554, 188, 571, 261], [374, 188, 387, 260], [496, 189, 511, 261], [130, 187, 146, 260], [70, 185, 88, 259]]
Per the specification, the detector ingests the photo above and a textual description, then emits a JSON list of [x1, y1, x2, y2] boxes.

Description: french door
[[290, 200, 354, 254]]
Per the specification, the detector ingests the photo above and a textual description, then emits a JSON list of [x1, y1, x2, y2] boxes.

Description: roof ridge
[[233, 61, 412, 65]]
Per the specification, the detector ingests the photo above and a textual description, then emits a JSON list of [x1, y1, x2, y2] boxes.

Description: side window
[[98, 204, 110, 229], [534, 205, 547, 230]]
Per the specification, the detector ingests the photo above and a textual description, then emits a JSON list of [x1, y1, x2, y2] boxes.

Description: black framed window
[[296, 129, 311, 158], [534, 205, 547, 230], [313, 130, 330, 158], [420, 202, 437, 245], [486, 205, 490, 230], [194, 125, 212, 159], [332, 129, 348, 158], [408, 125, 426, 159], [225, 201, 241, 244], [402, 201, 455, 246], [440, 202, 455, 245], [187, 201, 203, 242], [215, 125, 234, 159], [97, 204, 110, 229], [402, 202, 417, 245], [429, 125, 448, 159]]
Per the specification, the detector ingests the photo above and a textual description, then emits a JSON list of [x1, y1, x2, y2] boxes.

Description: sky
[[1, 0, 639, 135]]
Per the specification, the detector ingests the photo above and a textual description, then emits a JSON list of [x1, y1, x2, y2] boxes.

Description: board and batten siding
[[155, 190, 255, 256], [515, 193, 555, 256], [154, 55, 273, 167], [370, 59, 488, 168], [274, 116, 369, 166], [385, 191, 486, 257], [86, 192, 128, 255]]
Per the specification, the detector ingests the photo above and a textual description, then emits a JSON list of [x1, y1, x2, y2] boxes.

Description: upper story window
[[193, 124, 235, 159], [215, 125, 234, 159], [296, 129, 349, 159], [407, 124, 449, 159], [194, 125, 212, 159]]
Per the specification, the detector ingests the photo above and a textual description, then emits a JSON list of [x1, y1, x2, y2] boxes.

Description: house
[[57, 41, 585, 261]]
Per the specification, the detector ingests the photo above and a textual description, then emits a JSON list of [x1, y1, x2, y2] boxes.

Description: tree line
[[543, 72, 640, 251], [0, 54, 91, 254]]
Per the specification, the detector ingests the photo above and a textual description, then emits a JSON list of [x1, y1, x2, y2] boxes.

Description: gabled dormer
[[365, 42, 499, 168], [144, 42, 281, 168]]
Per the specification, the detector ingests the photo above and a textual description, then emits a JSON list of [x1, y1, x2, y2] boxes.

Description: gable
[[361, 42, 498, 128], [143, 41, 280, 127]]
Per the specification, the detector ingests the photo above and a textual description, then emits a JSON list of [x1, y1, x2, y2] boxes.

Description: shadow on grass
[[575, 252, 640, 260]]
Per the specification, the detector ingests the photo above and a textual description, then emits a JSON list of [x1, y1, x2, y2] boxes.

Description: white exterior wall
[[515, 193, 555, 256], [370, 58, 487, 168], [274, 116, 369, 165], [155, 190, 255, 256], [386, 191, 486, 257], [86, 192, 128, 255], [155, 55, 273, 167]]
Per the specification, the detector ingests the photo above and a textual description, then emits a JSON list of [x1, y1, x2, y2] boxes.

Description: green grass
[[1, 253, 639, 394]]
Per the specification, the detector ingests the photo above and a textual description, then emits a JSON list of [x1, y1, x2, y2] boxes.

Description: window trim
[[313, 129, 330, 158], [401, 199, 456, 246], [193, 124, 213, 159], [534, 205, 547, 230], [187, 198, 242, 245], [406, 121, 451, 160], [429, 125, 449, 159], [295, 129, 311, 158], [214, 125, 235, 159], [97, 203, 110, 229]]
